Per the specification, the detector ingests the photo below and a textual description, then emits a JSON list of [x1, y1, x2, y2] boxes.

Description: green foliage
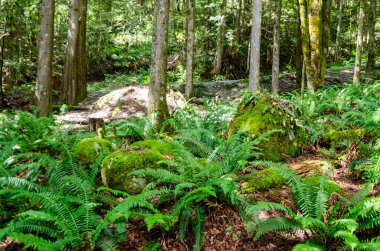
[[284, 83, 380, 144], [247, 162, 380, 250]]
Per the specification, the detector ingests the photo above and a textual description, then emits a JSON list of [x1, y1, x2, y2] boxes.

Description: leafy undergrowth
[[0, 82, 379, 250]]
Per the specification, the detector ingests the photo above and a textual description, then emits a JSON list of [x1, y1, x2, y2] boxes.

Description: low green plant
[[247, 162, 379, 250]]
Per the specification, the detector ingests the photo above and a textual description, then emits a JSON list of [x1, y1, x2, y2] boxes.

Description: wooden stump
[[89, 118, 104, 133]]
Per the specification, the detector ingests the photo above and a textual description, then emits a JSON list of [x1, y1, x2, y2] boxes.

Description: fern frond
[[192, 206, 207, 251], [253, 217, 302, 240]]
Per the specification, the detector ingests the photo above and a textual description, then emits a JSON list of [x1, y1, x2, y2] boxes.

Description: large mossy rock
[[76, 138, 113, 166], [100, 140, 176, 194], [228, 96, 306, 162]]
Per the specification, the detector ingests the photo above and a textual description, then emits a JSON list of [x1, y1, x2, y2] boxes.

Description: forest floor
[[1, 66, 365, 251], [54, 66, 355, 127]]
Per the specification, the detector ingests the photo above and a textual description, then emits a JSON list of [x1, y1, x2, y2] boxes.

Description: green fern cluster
[[284, 83, 380, 144], [0, 148, 118, 251], [247, 161, 380, 250]]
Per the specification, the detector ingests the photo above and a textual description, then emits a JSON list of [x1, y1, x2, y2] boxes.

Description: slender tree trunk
[[36, 0, 55, 117], [248, 0, 263, 90], [185, 0, 195, 99], [0, 18, 7, 105], [296, 2, 303, 89], [321, 0, 332, 82], [212, 0, 227, 75], [235, 0, 242, 43], [335, 0, 343, 60], [148, 0, 170, 129], [271, 0, 282, 94], [353, 0, 365, 83], [365, 0, 376, 75], [62, 0, 88, 105]]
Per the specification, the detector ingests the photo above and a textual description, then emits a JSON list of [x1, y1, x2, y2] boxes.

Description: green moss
[[228, 96, 306, 162], [76, 138, 112, 166], [240, 168, 286, 193], [131, 140, 176, 156], [101, 140, 177, 194], [321, 129, 376, 148]]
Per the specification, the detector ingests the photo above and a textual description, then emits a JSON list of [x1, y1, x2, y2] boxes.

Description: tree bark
[[36, 0, 55, 117], [334, 0, 343, 60], [235, 0, 242, 43], [212, 0, 227, 76], [271, 0, 282, 94], [185, 0, 195, 100], [148, 0, 170, 129], [353, 0, 365, 83], [62, 0, 88, 105], [248, 0, 263, 91], [365, 0, 376, 76], [298, 0, 330, 91], [296, 2, 303, 89]]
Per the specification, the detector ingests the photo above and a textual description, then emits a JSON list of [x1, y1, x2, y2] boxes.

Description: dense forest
[[0, 0, 379, 250]]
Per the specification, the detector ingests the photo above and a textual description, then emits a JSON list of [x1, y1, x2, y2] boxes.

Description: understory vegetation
[[1, 82, 379, 250]]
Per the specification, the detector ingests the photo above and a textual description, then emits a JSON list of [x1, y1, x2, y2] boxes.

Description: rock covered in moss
[[240, 168, 286, 193], [100, 140, 176, 194], [228, 96, 306, 162], [76, 138, 113, 166]]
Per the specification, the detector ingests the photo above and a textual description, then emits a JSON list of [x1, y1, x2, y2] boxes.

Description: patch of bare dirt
[[55, 86, 186, 124]]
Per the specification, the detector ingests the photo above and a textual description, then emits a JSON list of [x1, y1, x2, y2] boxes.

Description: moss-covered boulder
[[101, 140, 176, 194], [240, 168, 286, 193], [76, 138, 113, 166], [228, 96, 306, 162]]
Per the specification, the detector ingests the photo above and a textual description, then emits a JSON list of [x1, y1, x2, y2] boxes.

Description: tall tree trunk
[[271, 0, 282, 94], [353, 0, 365, 83], [0, 23, 6, 105], [148, 0, 170, 129], [62, 0, 88, 105], [321, 0, 332, 82], [36, 0, 55, 117], [298, 0, 330, 90], [212, 0, 227, 75], [365, 0, 376, 76], [248, 0, 263, 90], [185, 0, 195, 100], [334, 0, 343, 60], [296, 2, 303, 89], [235, 0, 242, 43]]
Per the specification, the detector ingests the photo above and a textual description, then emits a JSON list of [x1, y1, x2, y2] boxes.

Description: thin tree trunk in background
[[321, 0, 332, 82], [148, 0, 170, 129], [212, 0, 227, 75], [0, 18, 7, 105], [248, 0, 262, 90], [62, 0, 88, 105], [271, 0, 282, 94], [235, 0, 242, 43], [185, 0, 195, 99], [296, 2, 303, 89], [36, 0, 55, 117], [365, 0, 376, 76], [335, 0, 343, 60], [353, 0, 365, 83]]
